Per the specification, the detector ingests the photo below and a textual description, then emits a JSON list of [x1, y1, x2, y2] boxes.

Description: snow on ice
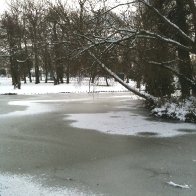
[[0, 173, 98, 196], [66, 111, 196, 137], [167, 181, 191, 189]]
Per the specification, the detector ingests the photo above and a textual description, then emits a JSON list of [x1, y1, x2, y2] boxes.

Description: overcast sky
[[0, 0, 8, 13], [0, 0, 134, 14]]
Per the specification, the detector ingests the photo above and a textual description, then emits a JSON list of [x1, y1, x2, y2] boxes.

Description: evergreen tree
[[135, 0, 175, 97]]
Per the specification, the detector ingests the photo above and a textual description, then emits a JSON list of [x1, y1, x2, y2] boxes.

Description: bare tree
[[25, 0, 45, 84], [1, 7, 23, 89]]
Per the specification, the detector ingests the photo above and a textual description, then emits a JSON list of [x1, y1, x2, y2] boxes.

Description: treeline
[[0, 0, 126, 88], [0, 0, 195, 101]]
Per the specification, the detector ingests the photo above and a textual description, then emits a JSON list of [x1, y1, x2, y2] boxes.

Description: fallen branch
[[88, 51, 157, 105]]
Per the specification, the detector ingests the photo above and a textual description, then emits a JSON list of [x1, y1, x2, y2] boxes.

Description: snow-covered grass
[[0, 77, 130, 95], [152, 97, 196, 122]]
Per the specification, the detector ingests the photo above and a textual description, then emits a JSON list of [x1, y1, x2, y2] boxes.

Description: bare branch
[[139, 0, 194, 45], [16, 59, 28, 63], [187, 0, 196, 41], [78, 29, 191, 55], [149, 61, 196, 88], [102, 1, 194, 46], [137, 30, 192, 52], [101, 1, 137, 16]]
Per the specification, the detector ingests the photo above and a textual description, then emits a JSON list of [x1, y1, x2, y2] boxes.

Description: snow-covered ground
[[0, 77, 130, 95]]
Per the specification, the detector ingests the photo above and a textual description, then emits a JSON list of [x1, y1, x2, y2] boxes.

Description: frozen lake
[[0, 93, 195, 196]]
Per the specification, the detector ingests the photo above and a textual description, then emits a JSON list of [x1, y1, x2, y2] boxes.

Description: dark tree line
[[0, 0, 195, 104]]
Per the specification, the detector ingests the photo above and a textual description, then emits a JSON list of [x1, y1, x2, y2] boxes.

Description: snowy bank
[[152, 97, 196, 123], [0, 77, 130, 95]]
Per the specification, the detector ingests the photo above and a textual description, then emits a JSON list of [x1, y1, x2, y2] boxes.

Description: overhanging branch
[[149, 61, 196, 88], [88, 50, 157, 104], [138, 0, 194, 45]]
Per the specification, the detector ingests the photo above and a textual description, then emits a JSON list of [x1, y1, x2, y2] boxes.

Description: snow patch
[[0, 101, 52, 117], [0, 173, 98, 196], [152, 97, 196, 122], [0, 98, 92, 117], [167, 181, 191, 189], [66, 111, 196, 137]]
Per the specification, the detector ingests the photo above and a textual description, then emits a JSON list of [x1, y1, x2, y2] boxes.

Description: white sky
[[0, 0, 8, 13], [0, 0, 133, 14]]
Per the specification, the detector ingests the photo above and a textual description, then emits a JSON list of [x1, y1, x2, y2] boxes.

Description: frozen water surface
[[1, 94, 195, 137], [1, 98, 91, 117], [0, 173, 98, 196], [66, 111, 196, 137], [0, 93, 195, 196]]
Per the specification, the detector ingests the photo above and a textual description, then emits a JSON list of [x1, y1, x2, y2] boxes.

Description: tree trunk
[[45, 70, 48, 83], [91, 68, 97, 83], [66, 64, 70, 84], [105, 76, 109, 86], [176, 0, 193, 97], [10, 53, 21, 89], [24, 38, 32, 83], [24, 75, 27, 84], [28, 64, 32, 83], [34, 47, 40, 84]]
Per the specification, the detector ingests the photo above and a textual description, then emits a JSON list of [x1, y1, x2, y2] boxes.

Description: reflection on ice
[[0, 173, 98, 196]]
